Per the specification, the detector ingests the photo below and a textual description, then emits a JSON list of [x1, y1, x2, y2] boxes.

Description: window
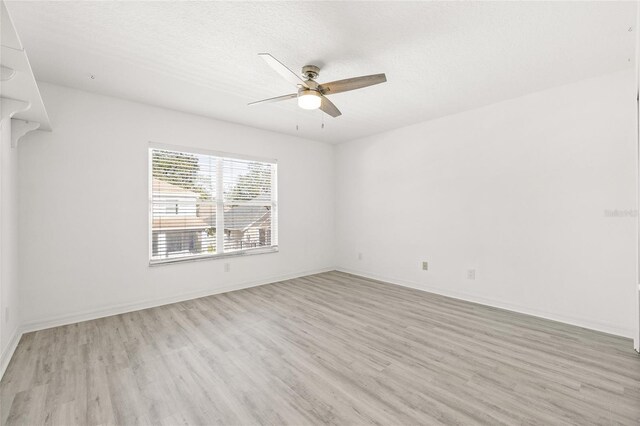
[[149, 146, 277, 264]]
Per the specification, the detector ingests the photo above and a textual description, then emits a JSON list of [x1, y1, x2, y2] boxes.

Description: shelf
[[1, 0, 51, 141]]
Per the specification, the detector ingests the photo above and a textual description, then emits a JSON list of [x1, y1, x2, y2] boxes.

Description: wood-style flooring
[[1, 271, 639, 425]]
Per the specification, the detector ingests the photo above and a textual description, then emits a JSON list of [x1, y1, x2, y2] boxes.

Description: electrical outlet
[[422, 261, 428, 271], [224, 263, 230, 272], [357, 252, 363, 261], [467, 269, 476, 280]]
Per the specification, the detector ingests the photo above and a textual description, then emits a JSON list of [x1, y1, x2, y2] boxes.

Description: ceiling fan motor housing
[[302, 65, 320, 80]]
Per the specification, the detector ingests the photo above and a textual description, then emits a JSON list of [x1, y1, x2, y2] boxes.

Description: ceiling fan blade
[[319, 95, 342, 118], [248, 93, 297, 106], [319, 73, 386, 95], [258, 53, 309, 88]]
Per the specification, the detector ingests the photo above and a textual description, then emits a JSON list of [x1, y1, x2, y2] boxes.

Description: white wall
[[18, 83, 335, 329], [13, 69, 639, 343], [0, 118, 21, 371], [336, 69, 638, 338], [635, 7, 640, 351]]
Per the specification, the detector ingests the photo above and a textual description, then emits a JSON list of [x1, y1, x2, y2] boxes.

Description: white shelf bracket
[[1, 97, 29, 126], [10, 118, 39, 148], [0, 65, 15, 81], [1, 97, 35, 148]]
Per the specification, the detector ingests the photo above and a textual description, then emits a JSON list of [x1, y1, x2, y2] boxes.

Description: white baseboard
[[20, 267, 334, 335], [336, 267, 635, 339], [0, 325, 22, 379]]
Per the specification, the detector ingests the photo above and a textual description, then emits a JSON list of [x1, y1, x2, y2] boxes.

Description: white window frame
[[148, 142, 278, 266]]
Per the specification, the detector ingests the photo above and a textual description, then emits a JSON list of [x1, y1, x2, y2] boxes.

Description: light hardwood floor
[[1, 271, 639, 425]]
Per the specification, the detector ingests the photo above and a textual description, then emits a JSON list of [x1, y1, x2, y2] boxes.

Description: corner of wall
[[0, 325, 21, 379]]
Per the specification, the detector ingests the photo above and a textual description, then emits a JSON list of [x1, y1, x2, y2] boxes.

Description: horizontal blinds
[[150, 148, 276, 262], [222, 158, 274, 253]]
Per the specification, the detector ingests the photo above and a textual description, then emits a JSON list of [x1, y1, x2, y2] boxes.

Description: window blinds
[[150, 147, 277, 263]]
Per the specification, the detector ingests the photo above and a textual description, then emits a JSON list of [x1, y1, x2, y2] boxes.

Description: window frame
[[148, 142, 278, 266]]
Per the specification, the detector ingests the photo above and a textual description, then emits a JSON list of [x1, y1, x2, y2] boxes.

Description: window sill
[[149, 246, 278, 266]]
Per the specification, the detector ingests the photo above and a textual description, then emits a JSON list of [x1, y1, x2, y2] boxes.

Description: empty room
[[1, 1, 639, 425]]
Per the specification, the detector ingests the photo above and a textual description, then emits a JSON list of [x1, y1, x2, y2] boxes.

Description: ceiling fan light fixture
[[298, 90, 321, 110]]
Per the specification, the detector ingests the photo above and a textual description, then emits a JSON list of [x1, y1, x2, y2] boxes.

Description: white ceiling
[[6, 1, 636, 144]]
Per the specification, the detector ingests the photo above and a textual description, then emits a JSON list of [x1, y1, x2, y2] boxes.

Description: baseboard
[[0, 325, 22, 380], [336, 267, 635, 339], [20, 266, 334, 335]]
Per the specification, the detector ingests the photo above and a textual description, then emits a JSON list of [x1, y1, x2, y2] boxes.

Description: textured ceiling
[[6, 1, 637, 144]]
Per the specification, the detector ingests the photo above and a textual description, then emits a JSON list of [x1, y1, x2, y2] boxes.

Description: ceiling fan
[[248, 53, 387, 118]]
